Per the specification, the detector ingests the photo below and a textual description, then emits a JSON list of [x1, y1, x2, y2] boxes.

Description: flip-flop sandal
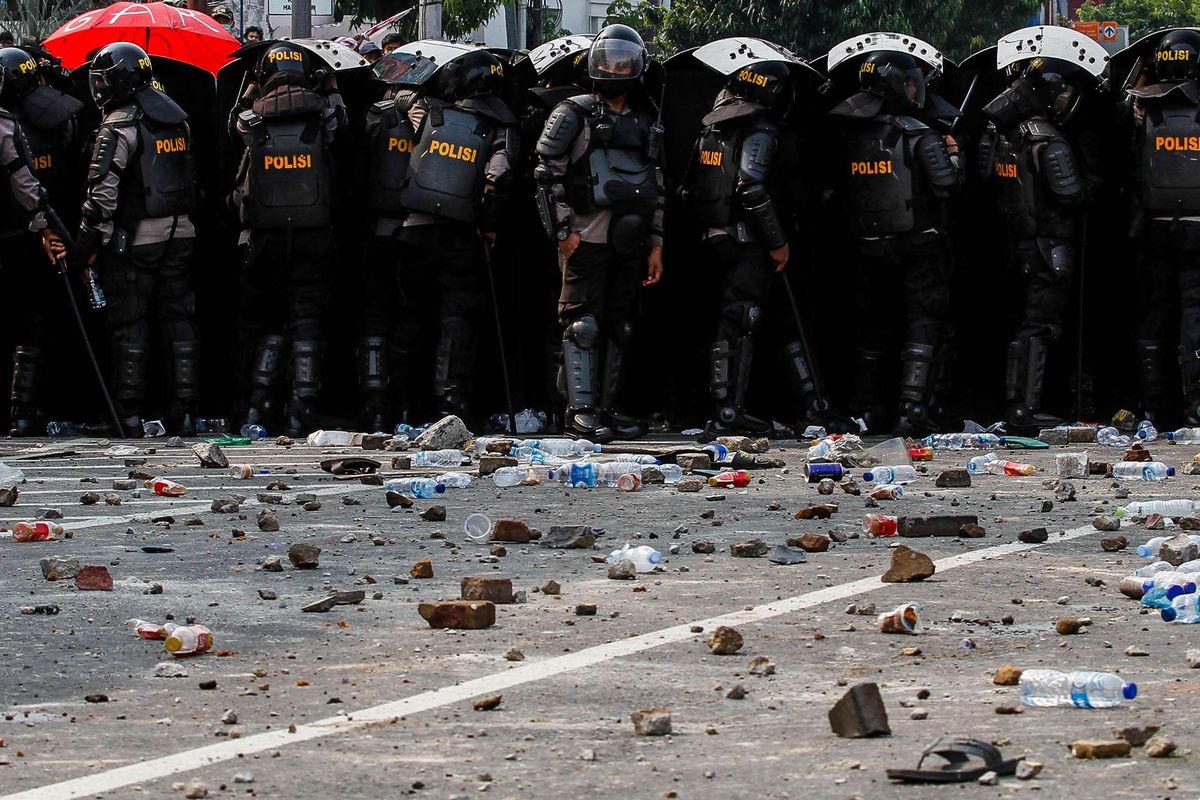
[[886, 736, 1023, 784], [320, 457, 381, 475]]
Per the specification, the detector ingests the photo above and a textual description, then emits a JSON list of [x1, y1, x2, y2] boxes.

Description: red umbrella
[[43, 1, 239, 77]]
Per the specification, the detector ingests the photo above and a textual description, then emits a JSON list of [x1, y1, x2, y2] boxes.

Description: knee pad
[[565, 315, 599, 349], [719, 301, 761, 339]]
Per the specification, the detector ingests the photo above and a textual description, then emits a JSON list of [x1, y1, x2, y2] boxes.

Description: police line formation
[[2, 23, 1199, 443]]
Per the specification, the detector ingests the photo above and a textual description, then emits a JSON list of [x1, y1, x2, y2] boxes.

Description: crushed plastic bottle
[[869, 483, 905, 500], [128, 618, 175, 640], [1137, 420, 1159, 441], [228, 464, 267, 479], [703, 443, 730, 463], [863, 513, 898, 537], [616, 472, 642, 492], [967, 453, 998, 475], [510, 446, 564, 466], [240, 423, 268, 440], [12, 521, 63, 542], [862, 465, 917, 484], [0, 462, 24, 484], [657, 464, 684, 484], [492, 466, 538, 488], [46, 421, 80, 438], [1141, 571, 1196, 603], [523, 438, 600, 457], [436, 472, 473, 489], [1097, 426, 1132, 447], [1112, 461, 1176, 481], [142, 419, 166, 437], [384, 478, 445, 499], [1131, 560, 1174, 578], [1117, 499, 1196, 519], [605, 543, 662, 573], [145, 478, 186, 496], [164, 624, 213, 657], [1161, 593, 1200, 622], [921, 433, 1002, 450], [709, 469, 751, 488], [306, 430, 355, 447], [983, 459, 1036, 476], [1137, 534, 1200, 558], [412, 449, 466, 468], [1018, 670, 1137, 708], [1166, 427, 1200, 443]]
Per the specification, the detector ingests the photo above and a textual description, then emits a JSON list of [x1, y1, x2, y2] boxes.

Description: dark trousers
[[102, 237, 197, 350], [1, 234, 57, 347], [857, 232, 951, 351], [238, 228, 333, 342], [1138, 221, 1200, 358], [559, 241, 642, 337], [1010, 238, 1075, 344]]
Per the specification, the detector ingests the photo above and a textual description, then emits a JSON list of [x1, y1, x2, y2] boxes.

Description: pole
[[418, 0, 441, 40], [481, 238, 518, 435], [1075, 217, 1088, 421], [58, 264, 126, 439], [291, 0, 310, 39], [527, 0, 542, 49]]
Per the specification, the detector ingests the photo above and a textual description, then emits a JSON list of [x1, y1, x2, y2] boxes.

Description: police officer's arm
[[534, 101, 583, 249], [737, 128, 789, 269], [0, 119, 49, 234], [79, 121, 133, 262], [480, 123, 519, 238], [1037, 139, 1086, 207], [976, 122, 998, 182], [915, 131, 962, 198]]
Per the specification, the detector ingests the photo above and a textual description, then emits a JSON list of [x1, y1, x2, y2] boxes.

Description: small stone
[[1056, 617, 1087, 635], [473, 694, 502, 711], [1145, 736, 1177, 758], [504, 648, 524, 661], [935, 469, 971, 488], [959, 522, 986, 538], [112, 479, 136, 491], [767, 545, 807, 565], [80, 491, 100, 505], [827, 683, 890, 738], [1124, 645, 1149, 657], [191, 442, 228, 469], [1054, 481, 1076, 502], [795, 503, 838, 520], [220, 709, 238, 725], [1070, 739, 1132, 759], [1160, 533, 1199, 566], [154, 662, 188, 678], [199, 680, 217, 690], [541, 579, 561, 595], [233, 773, 254, 785], [1101, 535, 1128, 551], [540, 525, 595, 549], [1092, 516, 1121, 532], [40, 556, 80, 581], [852, 601, 876, 616], [977, 771, 998, 786], [385, 491, 413, 509], [85, 693, 108, 703], [491, 519, 531, 543], [1187, 648, 1200, 668], [881, 545, 935, 583], [303, 500, 321, 512], [1112, 725, 1160, 747], [421, 506, 447, 522], [184, 781, 209, 799], [691, 540, 716, 554], [993, 665, 1022, 686], [257, 589, 277, 601], [75, 565, 113, 591], [817, 478, 836, 495], [909, 707, 928, 720], [211, 497, 240, 514], [287, 543, 320, 569], [901, 647, 922, 657], [707, 625, 743, 655], [994, 705, 1024, 715], [1017, 527, 1049, 544], [677, 453, 712, 471], [0, 485, 17, 506], [489, 545, 506, 556], [418, 600, 495, 629], [302, 590, 366, 613], [1016, 761, 1043, 780], [790, 532, 829, 552], [726, 685, 747, 700], [1040, 500, 1054, 513], [675, 477, 704, 493], [340, 533, 358, 544], [411, 558, 434, 579], [257, 509, 279, 532], [730, 538, 768, 558], [260, 555, 283, 572], [165, 435, 184, 447], [607, 560, 636, 580], [631, 708, 671, 736]]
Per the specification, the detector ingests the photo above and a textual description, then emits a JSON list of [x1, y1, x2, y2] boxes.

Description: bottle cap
[[1138, 430, 1148, 439], [1168, 467, 1177, 477], [1167, 431, 1177, 440], [1122, 682, 1138, 700], [1115, 507, 1127, 518], [863, 471, 876, 482], [1162, 607, 1177, 622], [434, 484, 446, 493], [592, 444, 602, 452]]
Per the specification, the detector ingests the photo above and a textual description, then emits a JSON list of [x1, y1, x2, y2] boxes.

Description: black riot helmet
[[1154, 29, 1200, 82], [0, 47, 40, 104], [588, 24, 645, 98], [429, 48, 505, 101], [88, 42, 154, 109], [257, 42, 312, 88], [985, 56, 1089, 127], [859, 50, 926, 110], [542, 50, 588, 89], [726, 60, 794, 117]]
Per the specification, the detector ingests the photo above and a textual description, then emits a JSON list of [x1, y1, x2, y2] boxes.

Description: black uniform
[[0, 49, 82, 435], [829, 90, 962, 434], [80, 84, 198, 438], [231, 75, 340, 436]]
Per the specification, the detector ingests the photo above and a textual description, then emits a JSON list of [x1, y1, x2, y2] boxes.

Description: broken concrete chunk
[[191, 442, 228, 469], [418, 599, 494, 629], [540, 525, 595, 549], [287, 543, 320, 569], [461, 576, 513, 604], [631, 708, 672, 736], [881, 546, 935, 583], [828, 683, 891, 738], [934, 469, 971, 488], [413, 415, 472, 450], [707, 626, 744, 655], [730, 538, 768, 558]]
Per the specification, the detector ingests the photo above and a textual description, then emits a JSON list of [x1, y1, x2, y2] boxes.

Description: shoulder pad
[[20, 85, 83, 131], [135, 86, 187, 125], [103, 105, 141, 127], [536, 100, 583, 158], [530, 84, 582, 110], [701, 98, 764, 127], [891, 115, 930, 133], [917, 134, 958, 193], [739, 127, 778, 184], [829, 91, 885, 119], [565, 94, 600, 114], [1020, 118, 1062, 142]]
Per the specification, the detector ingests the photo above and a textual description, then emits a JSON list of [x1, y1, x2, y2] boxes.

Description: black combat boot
[[357, 336, 389, 432], [895, 342, 937, 436], [599, 338, 646, 440], [285, 340, 321, 437], [1005, 337, 1062, 430], [245, 334, 285, 431], [703, 338, 770, 439], [169, 340, 199, 436], [113, 343, 148, 439], [780, 339, 856, 435], [1137, 339, 1170, 424], [9, 345, 39, 437], [852, 347, 887, 433]]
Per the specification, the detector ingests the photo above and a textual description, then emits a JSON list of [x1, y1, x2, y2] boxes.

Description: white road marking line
[[0, 524, 1100, 800]]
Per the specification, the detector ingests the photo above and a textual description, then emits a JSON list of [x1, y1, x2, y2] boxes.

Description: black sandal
[[886, 736, 1023, 784]]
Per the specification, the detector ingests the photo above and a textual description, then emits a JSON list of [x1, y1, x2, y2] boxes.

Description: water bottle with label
[[1166, 427, 1200, 443], [862, 465, 917, 484], [1018, 670, 1136, 708], [1112, 462, 1176, 481], [384, 478, 446, 499], [412, 449, 466, 468]]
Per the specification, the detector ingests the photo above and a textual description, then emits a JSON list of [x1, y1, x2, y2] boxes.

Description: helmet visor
[[588, 38, 643, 81], [883, 65, 925, 109]]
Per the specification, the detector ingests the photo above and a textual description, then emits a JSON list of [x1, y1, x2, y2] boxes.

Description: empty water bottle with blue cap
[[1166, 427, 1200, 443], [436, 472, 473, 488], [862, 465, 917, 484], [1019, 670, 1137, 708], [1137, 420, 1159, 441], [384, 477, 446, 499], [412, 449, 466, 468], [1161, 593, 1200, 622], [1113, 462, 1175, 481], [240, 423, 268, 440], [524, 438, 601, 457], [606, 543, 662, 573]]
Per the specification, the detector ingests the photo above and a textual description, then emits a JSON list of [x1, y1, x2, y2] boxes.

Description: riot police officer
[[1127, 29, 1200, 423], [683, 60, 830, 437], [231, 42, 340, 436], [828, 50, 961, 434], [979, 53, 1093, 429], [535, 24, 665, 442], [0, 46, 81, 435], [397, 48, 519, 421], [356, 51, 422, 430], [79, 43, 198, 438]]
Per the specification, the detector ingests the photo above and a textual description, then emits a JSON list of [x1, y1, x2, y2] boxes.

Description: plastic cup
[[878, 602, 924, 634], [464, 513, 493, 541]]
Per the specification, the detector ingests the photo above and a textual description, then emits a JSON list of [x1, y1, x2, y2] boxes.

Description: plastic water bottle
[[164, 624, 213, 657], [606, 543, 662, 573], [1097, 426, 1132, 447], [1137, 536, 1171, 558], [984, 459, 1036, 476], [12, 521, 63, 542], [510, 446, 564, 466], [1142, 570, 1197, 596], [1161, 593, 1200, 622], [1131, 560, 1174, 578], [1137, 420, 1159, 441], [46, 421, 81, 438], [240, 423, 268, 440], [384, 478, 445, 499], [628, 454, 661, 465], [597, 462, 644, 487], [658, 464, 684, 484], [1117, 499, 1196, 520], [491, 466, 534, 488], [436, 472, 473, 489], [524, 438, 601, 457], [1177, 558, 1200, 573], [145, 478, 186, 496], [921, 433, 1002, 450], [1166, 427, 1200, 443], [967, 453, 998, 475], [471, 436, 505, 455], [550, 462, 599, 488], [194, 418, 228, 434], [704, 443, 730, 463], [869, 483, 905, 500], [1018, 670, 1137, 708], [412, 449, 465, 468], [862, 465, 917, 484], [806, 438, 837, 460], [1113, 461, 1176, 481]]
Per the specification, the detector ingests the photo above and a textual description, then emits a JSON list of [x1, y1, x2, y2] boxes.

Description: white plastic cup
[[464, 513, 493, 541]]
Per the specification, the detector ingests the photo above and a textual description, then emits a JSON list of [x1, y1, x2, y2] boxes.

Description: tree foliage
[[1076, 0, 1200, 42], [656, 0, 1040, 61]]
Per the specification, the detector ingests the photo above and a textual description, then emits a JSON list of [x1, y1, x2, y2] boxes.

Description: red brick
[[490, 519, 531, 543], [460, 576, 513, 604], [418, 600, 495, 629]]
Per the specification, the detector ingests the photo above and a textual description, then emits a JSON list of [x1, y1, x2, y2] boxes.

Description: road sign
[[1070, 20, 1100, 41], [1101, 20, 1118, 41], [267, 0, 333, 17]]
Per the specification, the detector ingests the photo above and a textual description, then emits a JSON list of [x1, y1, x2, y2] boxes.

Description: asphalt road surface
[[0, 431, 1196, 799]]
